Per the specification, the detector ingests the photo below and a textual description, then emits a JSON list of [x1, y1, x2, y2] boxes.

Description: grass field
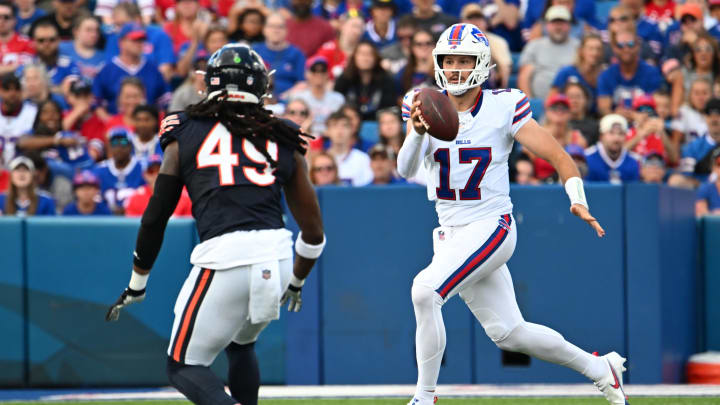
[[7, 398, 720, 405]]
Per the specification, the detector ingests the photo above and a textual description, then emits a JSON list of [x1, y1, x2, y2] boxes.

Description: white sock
[[411, 284, 446, 393]]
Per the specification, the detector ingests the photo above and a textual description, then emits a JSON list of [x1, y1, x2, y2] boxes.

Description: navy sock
[[166, 357, 237, 405], [226, 342, 260, 405]]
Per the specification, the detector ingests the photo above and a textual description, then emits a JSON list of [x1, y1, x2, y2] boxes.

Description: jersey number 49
[[196, 124, 278, 186]]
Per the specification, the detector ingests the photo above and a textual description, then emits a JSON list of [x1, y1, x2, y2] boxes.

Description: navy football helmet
[[205, 43, 269, 104]]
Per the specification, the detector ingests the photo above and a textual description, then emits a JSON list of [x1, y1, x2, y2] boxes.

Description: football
[[416, 88, 459, 142]]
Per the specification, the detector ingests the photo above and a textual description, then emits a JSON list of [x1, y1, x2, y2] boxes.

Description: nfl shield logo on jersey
[[438, 230, 445, 241], [262, 269, 271, 280]]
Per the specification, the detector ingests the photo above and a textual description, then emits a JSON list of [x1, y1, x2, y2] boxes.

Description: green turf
[[7, 398, 720, 405]]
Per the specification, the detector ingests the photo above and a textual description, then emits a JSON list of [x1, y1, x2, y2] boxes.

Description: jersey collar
[[597, 142, 628, 169], [108, 156, 139, 178], [470, 89, 483, 117]]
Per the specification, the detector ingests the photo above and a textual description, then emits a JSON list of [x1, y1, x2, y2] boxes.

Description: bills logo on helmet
[[470, 27, 489, 47], [447, 24, 466, 45]]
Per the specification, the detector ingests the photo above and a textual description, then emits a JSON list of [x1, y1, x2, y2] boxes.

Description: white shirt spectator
[[670, 104, 708, 146], [0, 101, 37, 166], [95, 0, 156, 22], [294, 89, 345, 136], [336, 149, 373, 186]]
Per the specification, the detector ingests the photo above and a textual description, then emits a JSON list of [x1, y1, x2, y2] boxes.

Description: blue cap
[[565, 144, 586, 161], [73, 170, 100, 187], [119, 23, 146, 41], [108, 126, 131, 144]]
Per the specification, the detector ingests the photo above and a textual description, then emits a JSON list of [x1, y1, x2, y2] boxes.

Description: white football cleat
[[407, 395, 438, 405], [594, 351, 629, 405]]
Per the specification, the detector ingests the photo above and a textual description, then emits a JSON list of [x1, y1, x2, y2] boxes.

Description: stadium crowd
[[0, 0, 719, 218]]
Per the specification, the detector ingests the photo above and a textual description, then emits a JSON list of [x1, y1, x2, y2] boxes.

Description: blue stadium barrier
[[625, 185, 698, 383], [703, 216, 720, 351], [359, 121, 380, 145], [0, 218, 25, 385]]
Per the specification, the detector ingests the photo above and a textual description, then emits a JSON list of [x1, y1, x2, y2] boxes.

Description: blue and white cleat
[[407, 396, 438, 405], [594, 351, 630, 405]]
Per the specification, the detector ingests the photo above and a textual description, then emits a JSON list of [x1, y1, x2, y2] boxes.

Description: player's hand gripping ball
[[415, 88, 459, 142]]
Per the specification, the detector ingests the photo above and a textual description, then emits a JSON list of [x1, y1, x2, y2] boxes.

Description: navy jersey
[[160, 112, 296, 242]]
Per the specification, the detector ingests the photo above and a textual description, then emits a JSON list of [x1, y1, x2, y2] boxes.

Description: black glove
[[105, 287, 146, 321], [280, 284, 303, 312]]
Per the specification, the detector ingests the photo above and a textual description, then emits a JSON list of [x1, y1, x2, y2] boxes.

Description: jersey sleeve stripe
[[515, 97, 529, 111], [512, 107, 532, 124]]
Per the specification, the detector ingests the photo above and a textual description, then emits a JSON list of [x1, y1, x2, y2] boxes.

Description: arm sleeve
[[510, 90, 532, 137], [133, 174, 183, 270], [397, 129, 428, 179]]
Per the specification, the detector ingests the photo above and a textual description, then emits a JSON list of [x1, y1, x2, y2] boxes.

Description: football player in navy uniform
[[105, 44, 326, 405]]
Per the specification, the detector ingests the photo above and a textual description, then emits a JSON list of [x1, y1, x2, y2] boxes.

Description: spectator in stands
[[96, 0, 154, 25], [377, 106, 404, 154], [0, 73, 38, 167], [59, 15, 106, 80], [518, 6, 579, 101], [27, 20, 80, 93], [105, 2, 175, 82], [311, 0, 366, 31], [130, 105, 162, 162], [335, 40, 396, 121], [0, 155, 55, 215], [565, 82, 599, 145], [325, 111, 373, 186], [339, 103, 372, 151], [29, 151, 71, 209], [680, 32, 720, 94], [105, 77, 146, 131], [460, 3, 512, 89], [294, 56, 345, 136], [170, 56, 206, 112], [664, 3, 708, 64], [597, 29, 662, 118], [369, 143, 405, 185], [17, 99, 92, 174], [283, 99, 316, 150], [286, 0, 335, 58], [35, 0, 81, 41], [364, 0, 397, 51], [644, 0, 675, 32], [566, 144, 589, 178], [532, 94, 586, 181], [175, 25, 224, 84], [21, 64, 65, 108], [695, 149, 720, 216], [524, 1, 585, 42], [313, 15, 365, 79], [0, 0, 34, 76], [380, 14, 416, 74], [15, 0, 45, 37], [62, 77, 105, 161], [93, 24, 169, 116], [624, 94, 678, 164], [549, 33, 603, 113], [162, 0, 205, 55], [253, 13, 305, 99], [62, 170, 112, 215], [227, 6, 265, 43], [670, 98, 720, 188], [613, 0, 664, 60], [309, 151, 341, 186], [640, 151, 667, 184], [511, 153, 538, 185], [93, 127, 144, 214], [585, 114, 641, 183], [523, 0, 599, 42], [396, 29, 435, 95], [409, 0, 457, 40], [671, 77, 711, 147], [124, 154, 192, 216], [603, 6, 659, 65]]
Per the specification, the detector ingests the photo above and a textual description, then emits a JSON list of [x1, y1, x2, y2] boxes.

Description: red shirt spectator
[[625, 127, 665, 158], [0, 169, 8, 192], [156, 0, 233, 20], [0, 32, 34, 66], [313, 39, 346, 80], [286, 5, 335, 57], [625, 95, 670, 161], [645, 0, 675, 28], [125, 184, 193, 216]]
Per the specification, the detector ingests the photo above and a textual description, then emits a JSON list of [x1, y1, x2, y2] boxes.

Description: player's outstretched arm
[[106, 141, 184, 321], [515, 119, 606, 238], [281, 152, 326, 312]]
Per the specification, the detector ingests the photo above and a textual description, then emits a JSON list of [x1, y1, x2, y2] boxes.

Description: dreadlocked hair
[[186, 91, 309, 167]]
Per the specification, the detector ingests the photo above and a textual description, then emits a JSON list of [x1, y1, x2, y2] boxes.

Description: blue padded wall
[[0, 218, 25, 385], [703, 216, 720, 351]]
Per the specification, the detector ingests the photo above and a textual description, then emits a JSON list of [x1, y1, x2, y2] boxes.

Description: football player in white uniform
[[398, 24, 629, 405]]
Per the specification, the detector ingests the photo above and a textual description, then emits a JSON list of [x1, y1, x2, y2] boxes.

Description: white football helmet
[[433, 23, 494, 96]]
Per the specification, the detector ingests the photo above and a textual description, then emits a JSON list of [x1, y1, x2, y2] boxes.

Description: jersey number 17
[[434, 147, 492, 200], [196, 124, 278, 186]]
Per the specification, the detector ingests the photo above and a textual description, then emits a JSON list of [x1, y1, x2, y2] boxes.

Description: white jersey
[[0, 101, 38, 166], [401, 88, 532, 226]]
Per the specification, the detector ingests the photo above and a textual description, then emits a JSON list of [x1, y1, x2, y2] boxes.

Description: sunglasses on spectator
[[681, 15, 698, 24], [636, 106, 657, 116], [310, 66, 328, 73], [608, 15, 630, 23], [287, 109, 309, 117], [413, 41, 434, 48], [694, 45, 714, 53], [0, 14, 13, 20], [110, 137, 130, 146], [614, 40, 636, 49], [549, 104, 569, 112], [312, 165, 335, 172], [35, 36, 58, 44]]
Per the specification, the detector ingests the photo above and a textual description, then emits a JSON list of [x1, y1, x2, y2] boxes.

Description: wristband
[[289, 274, 305, 288], [564, 177, 588, 209], [295, 232, 326, 259], [128, 270, 149, 292]]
